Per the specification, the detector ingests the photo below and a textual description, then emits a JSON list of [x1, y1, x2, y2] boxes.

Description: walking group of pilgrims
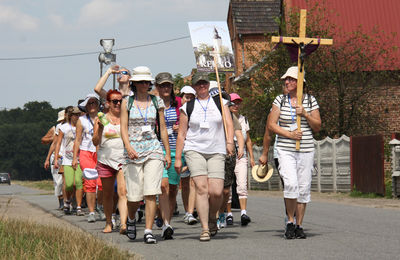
[[43, 64, 321, 243]]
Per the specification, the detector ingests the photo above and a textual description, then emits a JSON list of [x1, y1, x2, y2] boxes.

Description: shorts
[[97, 162, 118, 178], [277, 149, 314, 203], [184, 150, 225, 179], [162, 149, 181, 185], [80, 150, 102, 193], [63, 165, 83, 191], [123, 159, 164, 202], [224, 154, 236, 188]]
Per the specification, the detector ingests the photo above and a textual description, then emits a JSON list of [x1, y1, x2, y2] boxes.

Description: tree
[[232, 0, 400, 143]]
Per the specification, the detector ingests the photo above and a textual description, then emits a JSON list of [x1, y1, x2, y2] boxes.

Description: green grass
[[350, 179, 393, 199], [13, 180, 54, 191], [0, 218, 134, 260]]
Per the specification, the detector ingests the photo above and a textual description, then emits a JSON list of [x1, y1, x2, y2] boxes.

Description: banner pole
[[213, 55, 228, 139]]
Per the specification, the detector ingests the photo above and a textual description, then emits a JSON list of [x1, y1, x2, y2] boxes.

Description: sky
[[0, 0, 230, 109]]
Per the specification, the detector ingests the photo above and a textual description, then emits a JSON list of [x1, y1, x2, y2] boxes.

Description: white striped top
[[273, 94, 319, 153]]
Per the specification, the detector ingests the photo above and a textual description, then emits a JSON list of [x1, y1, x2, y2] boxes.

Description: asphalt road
[[1, 183, 400, 260]]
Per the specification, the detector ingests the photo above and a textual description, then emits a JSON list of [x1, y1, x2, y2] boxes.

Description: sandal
[[119, 224, 127, 235], [208, 218, 218, 237], [126, 219, 136, 240], [144, 233, 157, 244], [200, 230, 211, 241]]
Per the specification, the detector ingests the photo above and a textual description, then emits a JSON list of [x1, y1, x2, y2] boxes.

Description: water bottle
[[97, 112, 109, 126]]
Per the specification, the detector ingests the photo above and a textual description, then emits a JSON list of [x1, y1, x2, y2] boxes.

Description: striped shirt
[[273, 94, 319, 153], [161, 106, 178, 150]]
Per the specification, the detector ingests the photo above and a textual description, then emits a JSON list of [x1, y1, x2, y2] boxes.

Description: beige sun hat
[[57, 110, 65, 122], [280, 66, 306, 82], [129, 66, 154, 82], [251, 164, 274, 183]]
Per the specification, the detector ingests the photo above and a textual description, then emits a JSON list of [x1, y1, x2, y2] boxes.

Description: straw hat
[[251, 164, 274, 183]]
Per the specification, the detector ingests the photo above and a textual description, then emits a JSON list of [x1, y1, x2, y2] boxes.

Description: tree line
[[0, 101, 61, 180]]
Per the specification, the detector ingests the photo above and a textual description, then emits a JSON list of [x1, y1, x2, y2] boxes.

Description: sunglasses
[[110, 99, 123, 105], [136, 81, 151, 85], [158, 83, 173, 89], [87, 101, 98, 106], [119, 71, 130, 75]]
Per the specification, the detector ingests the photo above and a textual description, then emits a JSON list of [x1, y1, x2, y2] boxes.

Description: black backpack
[[186, 96, 222, 122]]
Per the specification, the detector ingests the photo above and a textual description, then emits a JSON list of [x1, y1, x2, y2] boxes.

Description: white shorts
[[122, 159, 164, 202], [277, 149, 314, 203]]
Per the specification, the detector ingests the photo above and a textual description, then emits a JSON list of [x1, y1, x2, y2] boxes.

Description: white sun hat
[[251, 164, 274, 183], [280, 66, 306, 82], [180, 86, 196, 95], [129, 66, 154, 82]]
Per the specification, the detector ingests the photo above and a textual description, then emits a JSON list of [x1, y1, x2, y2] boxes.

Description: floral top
[[125, 95, 165, 164]]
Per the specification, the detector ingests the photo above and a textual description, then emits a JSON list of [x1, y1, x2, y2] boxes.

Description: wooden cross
[[271, 9, 333, 150]]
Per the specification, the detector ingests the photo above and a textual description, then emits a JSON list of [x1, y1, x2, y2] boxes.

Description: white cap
[[280, 66, 306, 82], [208, 80, 218, 90], [180, 86, 196, 95]]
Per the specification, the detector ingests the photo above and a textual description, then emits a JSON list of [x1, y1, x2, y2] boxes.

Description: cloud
[[77, 0, 130, 27], [48, 14, 64, 28], [0, 4, 39, 30]]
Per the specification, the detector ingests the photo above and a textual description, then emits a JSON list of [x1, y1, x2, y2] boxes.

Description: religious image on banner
[[188, 21, 235, 73]]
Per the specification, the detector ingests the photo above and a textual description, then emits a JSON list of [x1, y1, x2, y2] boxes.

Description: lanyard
[[196, 97, 210, 122], [288, 95, 296, 123], [136, 96, 150, 123]]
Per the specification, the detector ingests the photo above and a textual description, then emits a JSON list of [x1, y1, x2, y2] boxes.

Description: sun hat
[[280, 66, 306, 82], [229, 93, 242, 102], [180, 86, 196, 95], [129, 66, 154, 82], [57, 110, 65, 122], [155, 72, 174, 85], [71, 106, 81, 114], [192, 72, 210, 86], [78, 93, 100, 111], [251, 164, 274, 183]]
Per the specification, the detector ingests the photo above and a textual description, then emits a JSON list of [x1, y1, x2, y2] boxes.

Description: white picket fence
[[248, 135, 351, 192]]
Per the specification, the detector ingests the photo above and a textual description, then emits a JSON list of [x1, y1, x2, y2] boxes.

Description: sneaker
[[226, 215, 233, 225], [111, 215, 117, 230], [295, 226, 306, 239], [241, 214, 251, 226], [284, 222, 296, 239], [76, 208, 85, 216], [87, 212, 96, 223], [126, 219, 136, 240], [183, 213, 189, 223], [155, 217, 163, 228], [161, 224, 174, 240], [58, 199, 64, 210], [193, 210, 198, 219], [97, 207, 106, 221], [144, 232, 157, 244], [187, 214, 198, 225], [219, 213, 226, 228]]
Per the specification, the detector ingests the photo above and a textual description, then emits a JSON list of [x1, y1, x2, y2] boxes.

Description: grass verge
[[0, 217, 134, 260], [13, 180, 54, 191]]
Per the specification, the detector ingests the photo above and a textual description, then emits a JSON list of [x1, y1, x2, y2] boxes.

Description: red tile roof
[[285, 0, 400, 69]]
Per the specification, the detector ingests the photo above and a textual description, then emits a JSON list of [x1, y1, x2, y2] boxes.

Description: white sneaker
[[111, 215, 117, 230], [161, 224, 174, 240], [183, 212, 189, 223], [187, 214, 198, 225]]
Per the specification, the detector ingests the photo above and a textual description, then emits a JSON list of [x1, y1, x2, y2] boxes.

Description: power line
[[0, 35, 191, 61]]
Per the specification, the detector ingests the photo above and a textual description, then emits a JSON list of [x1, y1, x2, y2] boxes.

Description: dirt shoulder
[[0, 196, 82, 231], [249, 190, 400, 210]]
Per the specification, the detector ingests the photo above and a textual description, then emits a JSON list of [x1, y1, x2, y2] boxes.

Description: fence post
[[332, 138, 337, 193]]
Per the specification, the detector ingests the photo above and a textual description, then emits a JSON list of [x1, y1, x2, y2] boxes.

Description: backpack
[[127, 94, 161, 140], [186, 96, 222, 122]]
